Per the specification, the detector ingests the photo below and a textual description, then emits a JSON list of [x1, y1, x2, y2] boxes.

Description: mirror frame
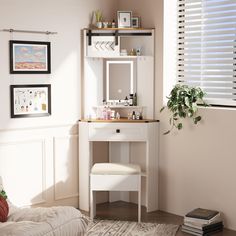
[[106, 60, 134, 102]]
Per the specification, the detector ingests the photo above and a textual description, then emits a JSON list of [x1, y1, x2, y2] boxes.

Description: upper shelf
[[84, 27, 154, 31], [83, 28, 154, 59], [85, 28, 154, 44]]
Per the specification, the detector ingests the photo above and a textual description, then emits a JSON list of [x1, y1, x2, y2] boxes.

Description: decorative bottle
[[133, 93, 137, 106], [132, 111, 136, 120], [129, 94, 134, 106], [106, 106, 111, 120], [124, 96, 129, 106], [102, 106, 107, 120], [112, 19, 116, 28]]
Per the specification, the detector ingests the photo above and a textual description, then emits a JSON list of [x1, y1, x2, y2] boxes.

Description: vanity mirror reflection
[[106, 60, 136, 103]]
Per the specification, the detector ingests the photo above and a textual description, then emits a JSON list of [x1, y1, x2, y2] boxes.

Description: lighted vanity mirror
[[106, 60, 135, 102]]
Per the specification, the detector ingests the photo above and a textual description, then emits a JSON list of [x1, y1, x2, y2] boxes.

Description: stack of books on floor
[[181, 208, 223, 235]]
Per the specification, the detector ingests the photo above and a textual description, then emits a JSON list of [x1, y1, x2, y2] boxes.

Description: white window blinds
[[178, 0, 236, 106]]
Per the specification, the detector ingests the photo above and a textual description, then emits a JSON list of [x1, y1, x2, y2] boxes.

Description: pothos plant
[[160, 84, 208, 135]]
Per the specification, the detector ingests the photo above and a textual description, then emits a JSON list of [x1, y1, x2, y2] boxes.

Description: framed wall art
[[10, 84, 51, 118], [117, 11, 132, 28], [132, 16, 141, 28], [9, 40, 51, 74]]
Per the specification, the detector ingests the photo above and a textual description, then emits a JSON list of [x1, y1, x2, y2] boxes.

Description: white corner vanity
[[79, 28, 159, 213]]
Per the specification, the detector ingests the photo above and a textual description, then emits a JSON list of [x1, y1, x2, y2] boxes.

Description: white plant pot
[[96, 22, 102, 28]]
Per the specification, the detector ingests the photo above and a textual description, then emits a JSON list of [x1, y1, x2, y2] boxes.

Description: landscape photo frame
[[10, 84, 51, 118], [9, 40, 51, 74]]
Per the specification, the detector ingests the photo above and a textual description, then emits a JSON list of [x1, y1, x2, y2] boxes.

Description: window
[[178, 0, 236, 106]]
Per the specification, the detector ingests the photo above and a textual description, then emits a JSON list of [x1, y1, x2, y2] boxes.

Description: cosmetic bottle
[[124, 96, 129, 106], [102, 106, 107, 120], [132, 111, 136, 120], [116, 112, 120, 119], [112, 19, 116, 28], [133, 93, 137, 106], [106, 106, 111, 120], [139, 111, 143, 120], [129, 94, 134, 106], [110, 110, 115, 119], [102, 99, 106, 106]]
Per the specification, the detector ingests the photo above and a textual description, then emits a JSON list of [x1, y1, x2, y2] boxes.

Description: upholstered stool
[[90, 163, 141, 222]]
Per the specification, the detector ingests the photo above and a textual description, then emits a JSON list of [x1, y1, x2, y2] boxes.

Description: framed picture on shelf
[[132, 16, 141, 28], [117, 11, 132, 28], [10, 84, 51, 118], [9, 40, 51, 74]]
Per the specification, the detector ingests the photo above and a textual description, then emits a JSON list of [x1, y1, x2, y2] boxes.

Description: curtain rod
[[1, 28, 58, 35]]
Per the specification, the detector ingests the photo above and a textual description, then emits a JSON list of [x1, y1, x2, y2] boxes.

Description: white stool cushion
[[91, 163, 141, 175]]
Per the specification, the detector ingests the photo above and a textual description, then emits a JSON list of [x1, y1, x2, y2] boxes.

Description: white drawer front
[[88, 123, 147, 141]]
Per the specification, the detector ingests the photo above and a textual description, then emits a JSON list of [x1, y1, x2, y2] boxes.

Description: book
[[184, 221, 223, 230], [182, 227, 223, 236], [182, 223, 223, 234], [184, 212, 221, 225], [186, 208, 219, 220]]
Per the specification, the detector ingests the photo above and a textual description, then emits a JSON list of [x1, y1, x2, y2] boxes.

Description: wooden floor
[[82, 201, 236, 236]]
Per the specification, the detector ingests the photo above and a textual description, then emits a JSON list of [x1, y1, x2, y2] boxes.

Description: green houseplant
[[160, 84, 208, 135], [94, 10, 103, 28]]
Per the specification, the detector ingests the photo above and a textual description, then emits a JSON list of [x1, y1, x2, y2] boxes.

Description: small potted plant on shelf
[[94, 10, 103, 28], [160, 84, 208, 135]]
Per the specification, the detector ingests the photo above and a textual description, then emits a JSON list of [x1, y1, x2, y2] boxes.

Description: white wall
[[0, 0, 118, 129], [119, 0, 236, 231], [0, 0, 118, 207]]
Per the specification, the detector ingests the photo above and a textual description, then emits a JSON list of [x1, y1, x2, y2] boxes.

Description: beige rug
[[86, 219, 179, 236]]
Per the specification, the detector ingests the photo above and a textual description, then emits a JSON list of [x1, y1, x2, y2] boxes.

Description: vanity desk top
[[80, 118, 159, 123]]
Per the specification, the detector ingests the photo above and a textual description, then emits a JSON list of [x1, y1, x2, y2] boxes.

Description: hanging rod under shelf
[[1, 28, 58, 35], [86, 30, 152, 46]]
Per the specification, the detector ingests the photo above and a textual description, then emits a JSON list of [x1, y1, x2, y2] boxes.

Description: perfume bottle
[[129, 94, 134, 106], [116, 112, 120, 119], [106, 106, 111, 120], [112, 19, 116, 28], [124, 96, 129, 106], [132, 111, 136, 120]]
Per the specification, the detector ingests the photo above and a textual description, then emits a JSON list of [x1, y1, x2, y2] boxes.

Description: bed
[[0, 178, 88, 236], [1, 205, 88, 236]]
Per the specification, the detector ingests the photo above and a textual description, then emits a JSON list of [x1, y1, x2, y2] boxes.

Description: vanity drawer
[[88, 123, 147, 141]]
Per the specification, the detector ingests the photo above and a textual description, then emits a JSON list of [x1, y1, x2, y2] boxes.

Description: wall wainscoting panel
[[0, 139, 46, 206], [0, 124, 79, 208], [53, 135, 79, 201]]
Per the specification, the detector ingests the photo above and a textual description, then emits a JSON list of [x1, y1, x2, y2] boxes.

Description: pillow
[[0, 196, 9, 222]]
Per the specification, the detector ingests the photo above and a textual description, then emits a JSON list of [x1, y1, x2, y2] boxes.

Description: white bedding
[[0, 206, 88, 236]]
